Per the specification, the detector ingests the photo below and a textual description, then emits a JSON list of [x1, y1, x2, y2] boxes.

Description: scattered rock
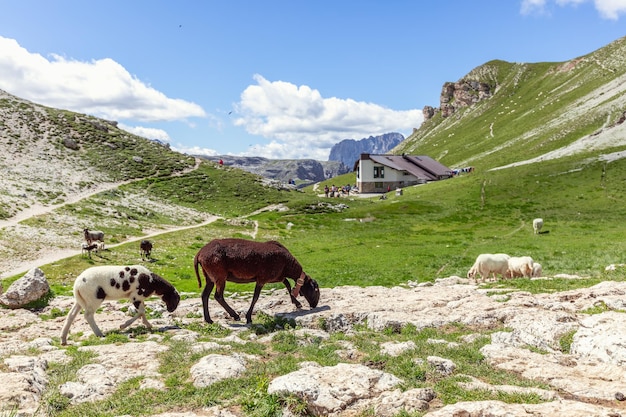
[[0, 267, 50, 308], [0, 281, 626, 416], [424, 399, 623, 416], [381, 340, 416, 356], [427, 356, 457, 376], [190, 354, 248, 388], [268, 362, 404, 415], [62, 137, 79, 150]]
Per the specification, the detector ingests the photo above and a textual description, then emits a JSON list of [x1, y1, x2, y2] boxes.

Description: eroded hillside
[[0, 89, 196, 220]]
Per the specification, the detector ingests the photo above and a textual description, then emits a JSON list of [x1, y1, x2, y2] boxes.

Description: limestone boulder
[[0, 267, 50, 308]]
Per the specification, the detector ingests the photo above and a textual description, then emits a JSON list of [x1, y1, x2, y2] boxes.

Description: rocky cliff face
[[423, 79, 493, 121], [199, 155, 349, 184], [328, 132, 405, 167]]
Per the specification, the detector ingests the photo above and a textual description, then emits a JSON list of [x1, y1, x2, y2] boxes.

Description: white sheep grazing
[[467, 253, 511, 282], [60, 265, 180, 345], [532, 262, 543, 277], [505, 256, 534, 278], [533, 218, 543, 234]]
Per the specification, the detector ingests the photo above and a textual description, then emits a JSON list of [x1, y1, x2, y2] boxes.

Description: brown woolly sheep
[[194, 238, 320, 324]]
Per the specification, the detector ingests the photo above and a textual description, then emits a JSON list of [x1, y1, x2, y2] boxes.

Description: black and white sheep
[[60, 265, 180, 345], [140, 240, 153, 260], [84, 228, 105, 249], [81, 242, 99, 258]]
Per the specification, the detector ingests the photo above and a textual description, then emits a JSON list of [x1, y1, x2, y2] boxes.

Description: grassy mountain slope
[[0, 89, 196, 219], [2, 37, 626, 292], [0, 90, 302, 278], [394, 36, 626, 171]]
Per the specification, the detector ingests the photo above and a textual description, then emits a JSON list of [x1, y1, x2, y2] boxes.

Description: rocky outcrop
[[423, 79, 494, 121], [1, 278, 625, 416], [328, 132, 405, 168]]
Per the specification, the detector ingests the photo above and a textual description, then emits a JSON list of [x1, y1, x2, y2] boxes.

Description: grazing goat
[[84, 228, 105, 249], [60, 265, 180, 345], [533, 218, 543, 234], [194, 238, 320, 324], [505, 256, 534, 278], [467, 253, 510, 282], [140, 240, 153, 260]]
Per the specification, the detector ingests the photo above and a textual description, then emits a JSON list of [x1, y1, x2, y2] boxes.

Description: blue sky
[[0, 1, 625, 160]]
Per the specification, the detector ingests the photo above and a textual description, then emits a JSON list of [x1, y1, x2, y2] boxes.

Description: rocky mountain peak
[[328, 132, 405, 168]]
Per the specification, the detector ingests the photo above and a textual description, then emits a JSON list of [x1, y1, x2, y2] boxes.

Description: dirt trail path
[[0, 158, 202, 230], [0, 215, 222, 279], [0, 158, 214, 279], [0, 180, 137, 230]]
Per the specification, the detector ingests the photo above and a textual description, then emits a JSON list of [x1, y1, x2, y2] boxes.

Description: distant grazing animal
[[505, 256, 534, 278], [532, 262, 543, 278], [81, 242, 99, 258], [533, 218, 544, 234], [140, 240, 153, 260], [467, 253, 511, 282], [60, 265, 180, 345], [194, 238, 320, 324], [83, 228, 105, 248]]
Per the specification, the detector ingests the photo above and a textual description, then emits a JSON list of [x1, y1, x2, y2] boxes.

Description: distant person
[[219, 159, 223, 166], [324, 185, 329, 197]]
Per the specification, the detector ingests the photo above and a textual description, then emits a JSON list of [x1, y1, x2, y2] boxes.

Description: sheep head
[[162, 289, 180, 312], [300, 275, 320, 308]]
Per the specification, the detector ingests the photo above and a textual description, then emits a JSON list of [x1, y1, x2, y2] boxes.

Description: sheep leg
[[60, 303, 82, 345], [120, 302, 152, 330], [201, 280, 215, 324], [83, 308, 105, 338], [214, 282, 241, 321], [282, 278, 303, 309], [244, 282, 265, 324]]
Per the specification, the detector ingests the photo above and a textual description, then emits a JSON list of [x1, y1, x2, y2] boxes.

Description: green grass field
[[22, 151, 626, 298]]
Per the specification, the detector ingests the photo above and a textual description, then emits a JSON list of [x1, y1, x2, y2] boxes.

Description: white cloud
[[118, 124, 171, 142], [594, 0, 626, 19], [521, 0, 548, 14], [234, 74, 422, 159], [521, 0, 626, 18], [0, 36, 206, 122], [172, 145, 219, 157]]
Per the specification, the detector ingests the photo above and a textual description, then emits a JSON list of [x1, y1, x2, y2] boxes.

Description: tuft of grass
[[559, 330, 577, 353]]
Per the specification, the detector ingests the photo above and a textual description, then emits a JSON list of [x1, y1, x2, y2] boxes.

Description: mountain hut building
[[354, 153, 453, 193]]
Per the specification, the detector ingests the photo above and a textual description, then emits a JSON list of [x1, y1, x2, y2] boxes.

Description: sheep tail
[[194, 254, 202, 288]]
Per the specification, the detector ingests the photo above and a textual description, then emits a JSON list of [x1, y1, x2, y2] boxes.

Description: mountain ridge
[[393, 35, 626, 170]]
